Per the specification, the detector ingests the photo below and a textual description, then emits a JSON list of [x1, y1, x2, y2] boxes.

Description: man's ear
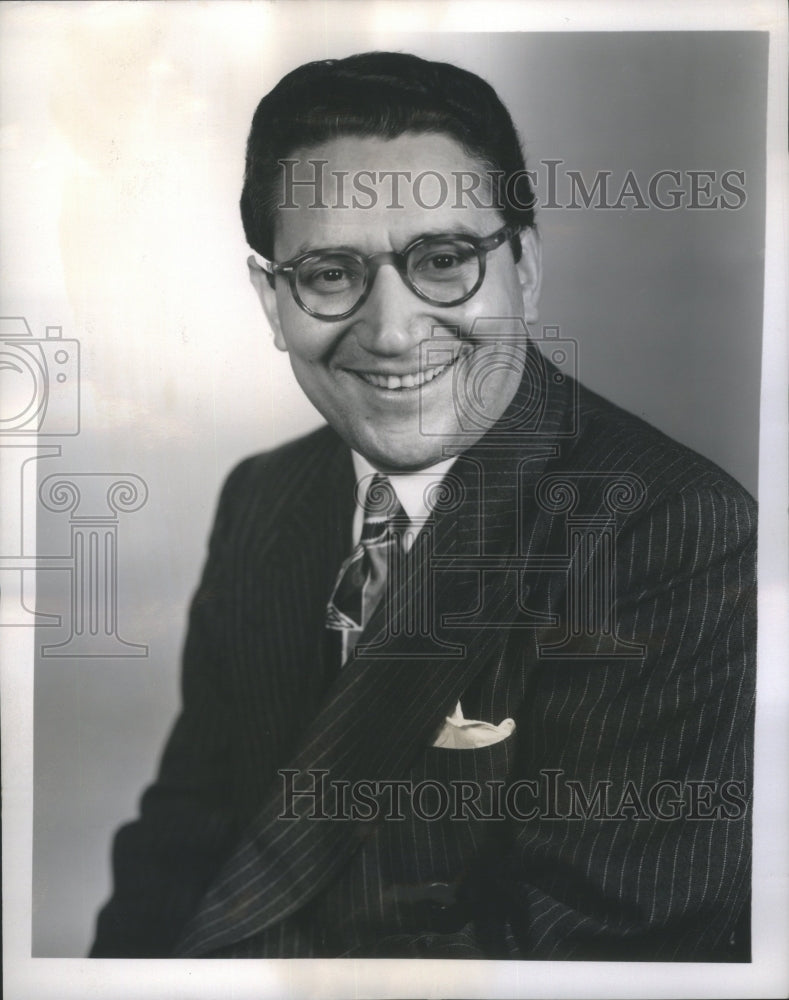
[[515, 227, 542, 325], [247, 256, 288, 352]]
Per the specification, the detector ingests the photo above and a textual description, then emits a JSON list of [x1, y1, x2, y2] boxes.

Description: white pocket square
[[431, 701, 516, 749]]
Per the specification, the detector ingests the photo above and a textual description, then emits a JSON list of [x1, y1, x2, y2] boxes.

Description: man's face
[[250, 133, 541, 472]]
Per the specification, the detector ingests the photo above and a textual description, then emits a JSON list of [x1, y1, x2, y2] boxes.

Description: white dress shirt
[[349, 451, 515, 749], [350, 451, 458, 550]]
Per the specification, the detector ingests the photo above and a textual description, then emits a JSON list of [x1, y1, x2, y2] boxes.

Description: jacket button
[[425, 881, 454, 908]]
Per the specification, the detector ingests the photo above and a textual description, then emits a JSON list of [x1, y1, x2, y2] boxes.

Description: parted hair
[[240, 51, 536, 263]]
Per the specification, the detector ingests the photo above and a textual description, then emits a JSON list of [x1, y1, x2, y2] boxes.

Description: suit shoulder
[[219, 424, 340, 499], [206, 424, 347, 547], [569, 380, 756, 514]]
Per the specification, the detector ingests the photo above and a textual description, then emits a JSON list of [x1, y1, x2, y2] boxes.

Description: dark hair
[[240, 51, 535, 263]]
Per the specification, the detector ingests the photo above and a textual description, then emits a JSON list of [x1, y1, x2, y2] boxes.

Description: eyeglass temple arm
[[479, 225, 519, 251], [249, 252, 286, 276], [249, 224, 519, 274]]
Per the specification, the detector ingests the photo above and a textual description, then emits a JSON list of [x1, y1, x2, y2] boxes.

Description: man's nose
[[350, 263, 427, 355]]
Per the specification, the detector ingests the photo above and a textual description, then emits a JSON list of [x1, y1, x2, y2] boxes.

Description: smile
[[354, 355, 460, 391]]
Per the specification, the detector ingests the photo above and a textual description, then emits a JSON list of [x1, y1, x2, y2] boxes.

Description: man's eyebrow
[[289, 225, 488, 258], [405, 224, 483, 242], [289, 241, 363, 257]]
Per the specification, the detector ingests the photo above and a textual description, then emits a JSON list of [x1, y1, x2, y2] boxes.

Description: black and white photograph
[[2, 2, 787, 998]]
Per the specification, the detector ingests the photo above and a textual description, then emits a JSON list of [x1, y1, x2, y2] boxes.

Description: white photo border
[[2, 1, 787, 998]]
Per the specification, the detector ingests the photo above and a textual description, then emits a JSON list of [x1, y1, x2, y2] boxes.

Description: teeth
[[359, 359, 456, 390]]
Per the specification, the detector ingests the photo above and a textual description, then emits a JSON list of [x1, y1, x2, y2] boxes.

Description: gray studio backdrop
[[20, 23, 765, 955]]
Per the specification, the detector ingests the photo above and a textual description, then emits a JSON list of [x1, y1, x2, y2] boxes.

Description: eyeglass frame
[[252, 223, 521, 321]]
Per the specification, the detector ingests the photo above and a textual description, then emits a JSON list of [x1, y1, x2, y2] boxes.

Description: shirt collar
[[351, 451, 458, 538]]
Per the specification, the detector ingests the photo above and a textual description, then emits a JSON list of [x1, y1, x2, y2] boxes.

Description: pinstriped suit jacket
[[91, 356, 756, 960]]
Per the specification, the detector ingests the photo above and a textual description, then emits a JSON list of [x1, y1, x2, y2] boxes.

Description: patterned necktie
[[326, 473, 406, 664]]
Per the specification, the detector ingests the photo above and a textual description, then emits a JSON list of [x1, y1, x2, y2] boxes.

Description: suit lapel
[[232, 433, 353, 797], [176, 351, 572, 957]]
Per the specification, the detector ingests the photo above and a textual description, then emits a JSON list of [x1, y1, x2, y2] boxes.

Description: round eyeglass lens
[[295, 253, 366, 315], [407, 238, 480, 302]]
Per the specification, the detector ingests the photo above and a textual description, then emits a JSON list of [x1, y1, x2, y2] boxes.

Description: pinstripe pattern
[[91, 355, 756, 960]]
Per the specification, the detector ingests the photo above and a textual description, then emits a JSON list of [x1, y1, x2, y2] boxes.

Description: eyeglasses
[[254, 223, 518, 321]]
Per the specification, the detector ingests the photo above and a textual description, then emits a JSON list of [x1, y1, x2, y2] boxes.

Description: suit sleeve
[[89, 460, 253, 957], [375, 482, 757, 960]]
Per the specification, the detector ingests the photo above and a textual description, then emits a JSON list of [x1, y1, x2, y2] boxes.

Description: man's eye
[[316, 268, 347, 284], [300, 260, 362, 292], [425, 253, 459, 270], [413, 244, 475, 275]]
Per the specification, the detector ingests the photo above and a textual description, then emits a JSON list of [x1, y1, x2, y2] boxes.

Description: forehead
[[272, 133, 502, 256]]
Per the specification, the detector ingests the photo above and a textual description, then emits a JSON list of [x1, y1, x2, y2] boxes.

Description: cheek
[[491, 267, 525, 313], [461, 271, 524, 329], [277, 301, 340, 362]]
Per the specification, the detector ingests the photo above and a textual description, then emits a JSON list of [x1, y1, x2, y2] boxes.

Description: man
[[91, 52, 756, 960]]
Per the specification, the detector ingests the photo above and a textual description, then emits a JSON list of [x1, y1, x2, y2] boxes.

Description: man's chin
[[351, 436, 461, 474]]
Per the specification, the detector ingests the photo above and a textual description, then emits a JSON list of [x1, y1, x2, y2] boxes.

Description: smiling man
[[91, 52, 756, 961], [248, 131, 540, 472]]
